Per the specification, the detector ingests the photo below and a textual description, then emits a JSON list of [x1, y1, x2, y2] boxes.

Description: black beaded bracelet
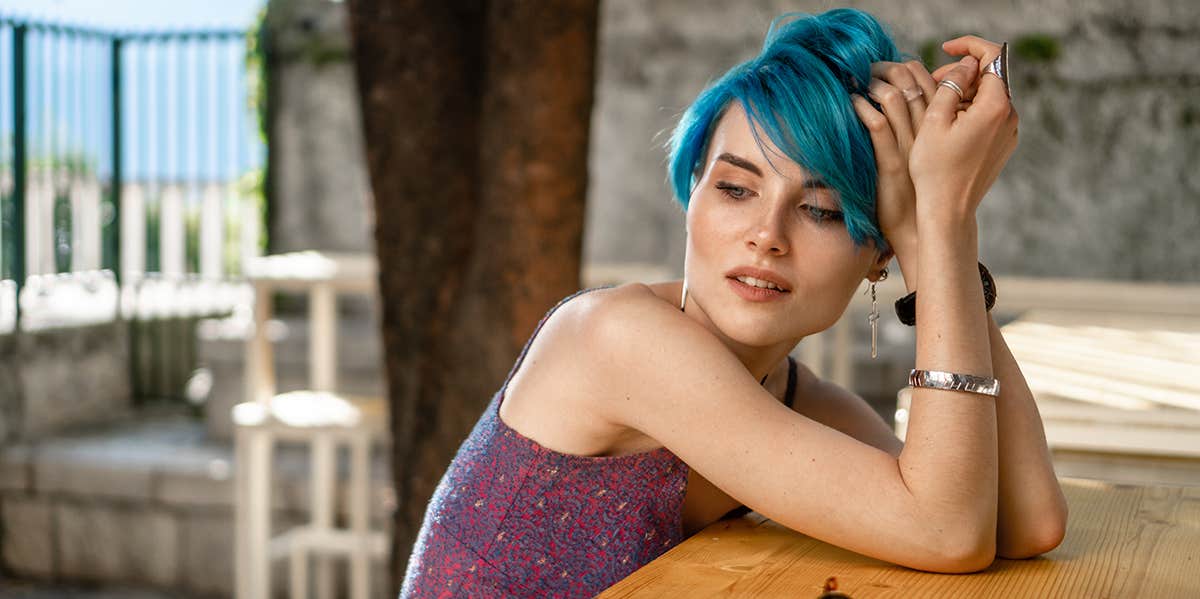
[[894, 262, 996, 326]]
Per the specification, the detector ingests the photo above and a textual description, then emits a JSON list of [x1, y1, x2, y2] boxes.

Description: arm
[[580, 280, 996, 573], [859, 36, 1067, 560], [890, 34, 1069, 559], [893, 237, 1068, 559]]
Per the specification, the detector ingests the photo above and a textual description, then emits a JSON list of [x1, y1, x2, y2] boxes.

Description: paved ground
[[0, 580, 200, 599]]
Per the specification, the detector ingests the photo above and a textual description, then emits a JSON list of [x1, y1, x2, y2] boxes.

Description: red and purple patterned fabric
[[400, 286, 689, 598], [400, 286, 796, 598]]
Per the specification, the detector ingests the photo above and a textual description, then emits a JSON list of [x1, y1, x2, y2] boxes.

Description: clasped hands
[[853, 35, 1018, 288]]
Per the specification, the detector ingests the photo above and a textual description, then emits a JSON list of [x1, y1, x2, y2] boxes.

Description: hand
[[851, 60, 939, 286], [909, 39, 1019, 228]]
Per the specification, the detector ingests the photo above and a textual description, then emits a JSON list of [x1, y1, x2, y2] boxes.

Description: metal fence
[[0, 16, 264, 402]]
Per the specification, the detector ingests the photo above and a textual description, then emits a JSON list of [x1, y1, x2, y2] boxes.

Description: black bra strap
[[784, 356, 798, 410]]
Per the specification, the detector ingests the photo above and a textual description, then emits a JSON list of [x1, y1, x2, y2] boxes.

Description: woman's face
[[684, 103, 886, 348]]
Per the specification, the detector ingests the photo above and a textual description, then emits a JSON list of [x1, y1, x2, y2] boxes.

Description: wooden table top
[[598, 478, 1200, 598]]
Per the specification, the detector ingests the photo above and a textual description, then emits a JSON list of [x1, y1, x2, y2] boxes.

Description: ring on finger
[[938, 79, 965, 101], [981, 42, 1011, 99], [901, 87, 924, 102]]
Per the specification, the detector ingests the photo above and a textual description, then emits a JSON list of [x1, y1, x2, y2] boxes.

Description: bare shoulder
[[496, 282, 677, 457]]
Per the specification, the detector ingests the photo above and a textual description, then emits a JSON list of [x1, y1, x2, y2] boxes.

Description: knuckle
[[981, 99, 1009, 120], [865, 113, 890, 133]]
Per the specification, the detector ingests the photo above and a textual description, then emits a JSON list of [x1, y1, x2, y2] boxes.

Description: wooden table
[[599, 478, 1200, 598]]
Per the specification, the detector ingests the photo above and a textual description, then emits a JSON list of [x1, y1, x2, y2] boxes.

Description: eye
[[715, 182, 753, 200], [799, 204, 845, 225]]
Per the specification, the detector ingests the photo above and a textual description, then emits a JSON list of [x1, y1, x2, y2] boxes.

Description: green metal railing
[[1, 16, 265, 403]]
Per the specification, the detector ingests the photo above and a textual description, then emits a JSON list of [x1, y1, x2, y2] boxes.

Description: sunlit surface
[[1004, 310, 1200, 413]]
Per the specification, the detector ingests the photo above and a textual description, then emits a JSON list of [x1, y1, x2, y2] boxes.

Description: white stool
[[234, 391, 389, 599], [234, 252, 384, 598]]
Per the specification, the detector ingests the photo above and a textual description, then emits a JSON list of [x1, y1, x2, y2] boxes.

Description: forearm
[[892, 231, 1068, 557], [897, 220, 998, 557], [986, 314, 1069, 558]]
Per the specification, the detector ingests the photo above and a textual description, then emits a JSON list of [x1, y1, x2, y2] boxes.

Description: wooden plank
[[599, 479, 1200, 598]]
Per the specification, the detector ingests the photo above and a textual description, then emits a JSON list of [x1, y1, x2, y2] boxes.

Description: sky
[[0, 0, 266, 30], [1, 0, 272, 181]]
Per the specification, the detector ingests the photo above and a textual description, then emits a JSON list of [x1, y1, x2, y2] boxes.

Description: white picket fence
[[1, 172, 260, 332]]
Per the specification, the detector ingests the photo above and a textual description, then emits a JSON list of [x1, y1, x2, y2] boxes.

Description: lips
[[726, 277, 789, 302], [724, 266, 792, 292]]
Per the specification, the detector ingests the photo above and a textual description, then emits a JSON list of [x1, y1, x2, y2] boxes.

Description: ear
[[869, 246, 895, 281]]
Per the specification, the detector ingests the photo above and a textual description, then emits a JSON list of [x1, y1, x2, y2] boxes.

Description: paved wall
[[584, 0, 1200, 282]]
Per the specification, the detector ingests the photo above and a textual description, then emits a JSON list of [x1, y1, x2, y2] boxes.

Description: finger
[[930, 62, 980, 101], [871, 62, 925, 128], [931, 56, 981, 103], [942, 35, 1002, 70], [870, 61, 920, 98], [930, 62, 958, 82], [851, 94, 905, 174], [926, 55, 979, 125], [901, 60, 937, 131], [868, 77, 916, 153]]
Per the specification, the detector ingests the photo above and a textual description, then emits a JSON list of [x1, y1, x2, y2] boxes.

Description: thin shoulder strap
[[784, 355, 798, 410], [499, 285, 613, 394]]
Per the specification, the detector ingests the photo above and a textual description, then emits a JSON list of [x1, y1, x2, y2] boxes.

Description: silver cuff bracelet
[[908, 369, 1000, 397]]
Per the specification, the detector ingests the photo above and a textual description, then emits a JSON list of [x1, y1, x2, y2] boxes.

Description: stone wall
[[0, 321, 131, 445], [584, 0, 1200, 282], [266, 0, 374, 255], [0, 416, 393, 598]]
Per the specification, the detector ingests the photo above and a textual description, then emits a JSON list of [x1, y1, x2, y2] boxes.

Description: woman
[[401, 8, 1067, 597]]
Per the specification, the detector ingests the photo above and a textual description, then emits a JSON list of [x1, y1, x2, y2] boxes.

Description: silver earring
[[679, 279, 688, 311], [868, 279, 880, 359]]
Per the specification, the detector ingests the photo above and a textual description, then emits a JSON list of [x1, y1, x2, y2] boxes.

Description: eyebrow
[[715, 152, 763, 177], [714, 152, 829, 190]]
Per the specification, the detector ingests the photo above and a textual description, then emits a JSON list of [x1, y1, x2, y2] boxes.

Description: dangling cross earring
[[867, 268, 888, 359], [679, 279, 688, 311]]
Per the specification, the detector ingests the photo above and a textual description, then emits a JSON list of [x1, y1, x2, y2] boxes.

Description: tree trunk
[[346, 1, 598, 594]]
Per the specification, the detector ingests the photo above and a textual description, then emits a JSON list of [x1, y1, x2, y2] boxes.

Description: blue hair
[[667, 9, 904, 251]]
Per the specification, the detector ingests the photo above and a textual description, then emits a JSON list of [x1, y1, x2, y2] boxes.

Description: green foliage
[[246, 6, 270, 146], [244, 7, 270, 261], [919, 39, 940, 72], [1013, 34, 1061, 63]]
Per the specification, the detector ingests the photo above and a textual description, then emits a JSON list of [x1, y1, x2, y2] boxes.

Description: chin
[[708, 306, 793, 348]]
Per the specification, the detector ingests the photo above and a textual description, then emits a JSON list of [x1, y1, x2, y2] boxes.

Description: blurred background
[[0, 0, 1196, 597]]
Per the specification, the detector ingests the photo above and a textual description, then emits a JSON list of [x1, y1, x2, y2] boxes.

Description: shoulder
[[573, 282, 735, 389], [572, 282, 689, 339]]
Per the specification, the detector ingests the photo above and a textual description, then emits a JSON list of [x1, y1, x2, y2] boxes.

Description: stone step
[[0, 414, 395, 597]]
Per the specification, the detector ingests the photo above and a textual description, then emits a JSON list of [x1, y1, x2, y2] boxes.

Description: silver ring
[[982, 42, 1011, 99], [938, 79, 965, 101], [901, 87, 923, 102]]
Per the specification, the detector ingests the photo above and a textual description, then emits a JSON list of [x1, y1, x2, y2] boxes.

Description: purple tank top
[[400, 286, 797, 598]]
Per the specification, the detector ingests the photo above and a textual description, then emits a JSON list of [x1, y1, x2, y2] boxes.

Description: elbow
[[933, 531, 997, 574], [998, 503, 1069, 559]]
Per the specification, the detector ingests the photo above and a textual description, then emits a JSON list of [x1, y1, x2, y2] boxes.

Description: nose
[[745, 203, 789, 256]]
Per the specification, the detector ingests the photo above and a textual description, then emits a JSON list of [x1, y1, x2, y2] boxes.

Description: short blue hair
[[667, 8, 904, 251]]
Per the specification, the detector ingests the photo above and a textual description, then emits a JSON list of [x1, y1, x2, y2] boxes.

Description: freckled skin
[[681, 103, 891, 376]]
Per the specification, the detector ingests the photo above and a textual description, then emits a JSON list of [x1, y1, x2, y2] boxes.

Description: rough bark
[[346, 1, 598, 593]]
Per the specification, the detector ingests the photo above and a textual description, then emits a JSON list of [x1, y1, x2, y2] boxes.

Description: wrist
[[917, 217, 978, 254]]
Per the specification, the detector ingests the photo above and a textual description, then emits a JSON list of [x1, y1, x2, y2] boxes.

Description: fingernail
[[961, 56, 978, 67]]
